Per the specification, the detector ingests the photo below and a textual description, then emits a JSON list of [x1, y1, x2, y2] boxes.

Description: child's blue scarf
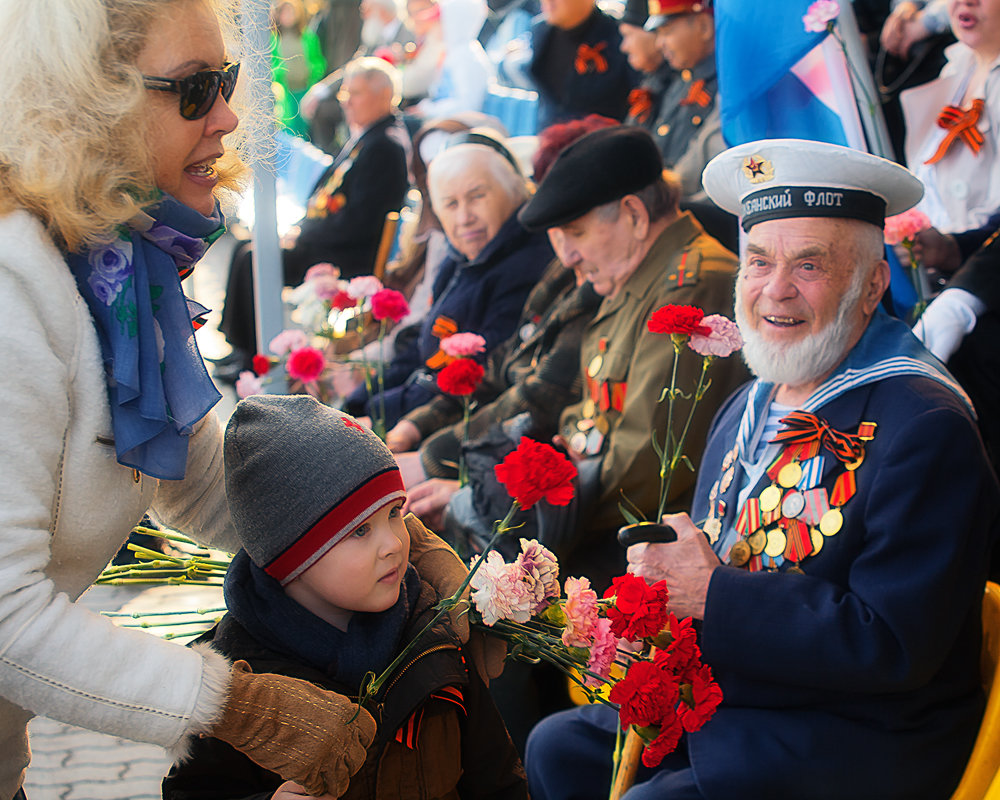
[[67, 194, 223, 479]]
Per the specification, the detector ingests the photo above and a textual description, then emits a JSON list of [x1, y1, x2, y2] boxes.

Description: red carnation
[[286, 346, 326, 383], [603, 573, 669, 641], [677, 663, 722, 733], [609, 660, 678, 729], [641, 712, 685, 768], [658, 613, 701, 678], [436, 357, 485, 396], [647, 304, 711, 337], [371, 288, 410, 323], [251, 354, 271, 377], [494, 437, 577, 510], [330, 290, 355, 312]]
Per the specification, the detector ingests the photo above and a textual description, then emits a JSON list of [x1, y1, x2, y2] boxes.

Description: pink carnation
[[304, 263, 342, 300], [883, 209, 932, 246], [286, 346, 326, 383], [562, 576, 600, 647], [268, 328, 310, 356], [584, 617, 619, 687], [441, 332, 487, 358], [235, 370, 264, 398], [803, 0, 839, 32], [469, 551, 533, 626], [516, 538, 560, 615], [687, 314, 743, 358], [347, 275, 383, 300]]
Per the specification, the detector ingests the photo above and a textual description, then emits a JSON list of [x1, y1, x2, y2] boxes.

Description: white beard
[[735, 270, 866, 388]]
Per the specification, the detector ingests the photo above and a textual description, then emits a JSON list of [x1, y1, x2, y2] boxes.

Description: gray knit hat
[[224, 394, 405, 585]]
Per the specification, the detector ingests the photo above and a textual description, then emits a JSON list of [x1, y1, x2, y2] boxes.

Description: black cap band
[[740, 186, 887, 232], [444, 131, 522, 176]]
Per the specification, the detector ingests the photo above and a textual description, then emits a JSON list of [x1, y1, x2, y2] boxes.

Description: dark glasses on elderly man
[[143, 61, 240, 120]]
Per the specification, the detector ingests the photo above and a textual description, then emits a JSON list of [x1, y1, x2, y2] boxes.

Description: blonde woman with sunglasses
[[0, 0, 419, 795]]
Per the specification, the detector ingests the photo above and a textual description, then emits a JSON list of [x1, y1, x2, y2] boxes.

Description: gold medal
[[819, 508, 843, 536], [764, 528, 787, 558], [777, 462, 802, 488], [786, 565, 805, 575], [583, 398, 596, 418], [747, 529, 767, 555], [845, 453, 864, 471], [587, 353, 603, 379], [810, 527, 824, 555], [704, 517, 722, 543], [594, 414, 610, 435], [759, 485, 782, 513], [729, 540, 752, 567]]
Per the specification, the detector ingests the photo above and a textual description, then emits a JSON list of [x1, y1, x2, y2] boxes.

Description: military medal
[[587, 353, 603, 379], [722, 414, 877, 574], [583, 398, 596, 418], [704, 517, 722, 544]]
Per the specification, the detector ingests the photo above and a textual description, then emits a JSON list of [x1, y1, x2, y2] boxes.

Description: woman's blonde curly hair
[[0, 0, 253, 251]]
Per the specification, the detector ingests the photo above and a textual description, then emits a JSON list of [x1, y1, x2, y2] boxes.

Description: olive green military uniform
[[558, 211, 748, 585]]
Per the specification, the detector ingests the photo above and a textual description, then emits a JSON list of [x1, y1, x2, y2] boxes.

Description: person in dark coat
[[343, 133, 552, 429], [525, 139, 1000, 800], [528, 0, 639, 130], [217, 56, 410, 374], [163, 395, 526, 800], [618, 0, 673, 133]]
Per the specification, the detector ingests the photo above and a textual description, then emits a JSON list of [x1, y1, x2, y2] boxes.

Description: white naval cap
[[701, 138, 924, 232]]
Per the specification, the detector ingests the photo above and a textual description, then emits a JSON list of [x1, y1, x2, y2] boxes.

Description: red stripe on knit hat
[[265, 468, 405, 585]]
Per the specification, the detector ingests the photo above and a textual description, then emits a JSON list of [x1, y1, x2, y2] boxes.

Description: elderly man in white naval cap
[[524, 139, 1000, 800]]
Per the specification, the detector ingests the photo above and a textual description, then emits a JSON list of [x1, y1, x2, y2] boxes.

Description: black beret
[[518, 126, 664, 231], [620, 0, 649, 27]]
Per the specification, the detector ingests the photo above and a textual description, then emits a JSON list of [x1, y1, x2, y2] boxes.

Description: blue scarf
[[224, 548, 422, 689], [68, 194, 224, 479]]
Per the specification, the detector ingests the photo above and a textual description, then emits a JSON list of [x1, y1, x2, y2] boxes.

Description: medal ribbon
[[574, 42, 609, 74], [769, 411, 864, 465], [628, 88, 654, 123], [924, 99, 985, 165], [680, 78, 711, 107]]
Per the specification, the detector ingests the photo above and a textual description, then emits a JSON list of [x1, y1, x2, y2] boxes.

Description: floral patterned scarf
[[67, 193, 224, 479]]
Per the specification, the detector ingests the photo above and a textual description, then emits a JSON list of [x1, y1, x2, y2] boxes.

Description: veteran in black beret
[[517, 125, 748, 591]]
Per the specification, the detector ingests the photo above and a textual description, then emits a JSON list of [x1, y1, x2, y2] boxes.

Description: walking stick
[[609, 522, 679, 800]]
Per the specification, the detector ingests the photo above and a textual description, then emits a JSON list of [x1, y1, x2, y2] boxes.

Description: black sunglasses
[[143, 61, 240, 121]]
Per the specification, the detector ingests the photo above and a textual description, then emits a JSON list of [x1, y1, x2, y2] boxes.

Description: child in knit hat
[[162, 394, 527, 800]]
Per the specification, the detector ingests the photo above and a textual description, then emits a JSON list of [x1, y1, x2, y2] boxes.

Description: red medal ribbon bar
[[857, 421, 877, 441], [780, 518, 812, 562], [830, 470, 857, 507], [610, 381, 627, 412]]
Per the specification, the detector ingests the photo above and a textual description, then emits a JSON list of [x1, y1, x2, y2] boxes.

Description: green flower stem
[[903, 239, 928, 321], [459, 397, 471, 487], [657, 354, 711, 520], [102, 607, 226, 618], [609, 723, 625, 798], [361, 501, 521, 702], [375, 319, 388, 441], [655, 338, 683, 520], [357, 300, 374, 400]]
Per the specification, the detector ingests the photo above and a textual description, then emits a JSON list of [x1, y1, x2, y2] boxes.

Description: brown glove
[[212, 661, 377, 797], [404, 514, 507, 682]]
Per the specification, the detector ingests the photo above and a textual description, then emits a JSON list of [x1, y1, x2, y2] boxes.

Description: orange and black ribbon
[[628, 87, 654, 123], [679, 78, 711, 108], [575, 42, 608, 74], [924, 99, 985, 165], [769, 411, 864, 466], [425, 316, 459, 370]]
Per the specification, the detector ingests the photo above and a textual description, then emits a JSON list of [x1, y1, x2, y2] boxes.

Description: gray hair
[[427, 142, 529, 211], [343, 56, 401, 107]]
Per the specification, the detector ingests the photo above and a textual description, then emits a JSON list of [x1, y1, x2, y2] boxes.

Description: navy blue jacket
[[687, 374, 999, 800], [529, 8, 638, 130], [347, 209, 552, 426]]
